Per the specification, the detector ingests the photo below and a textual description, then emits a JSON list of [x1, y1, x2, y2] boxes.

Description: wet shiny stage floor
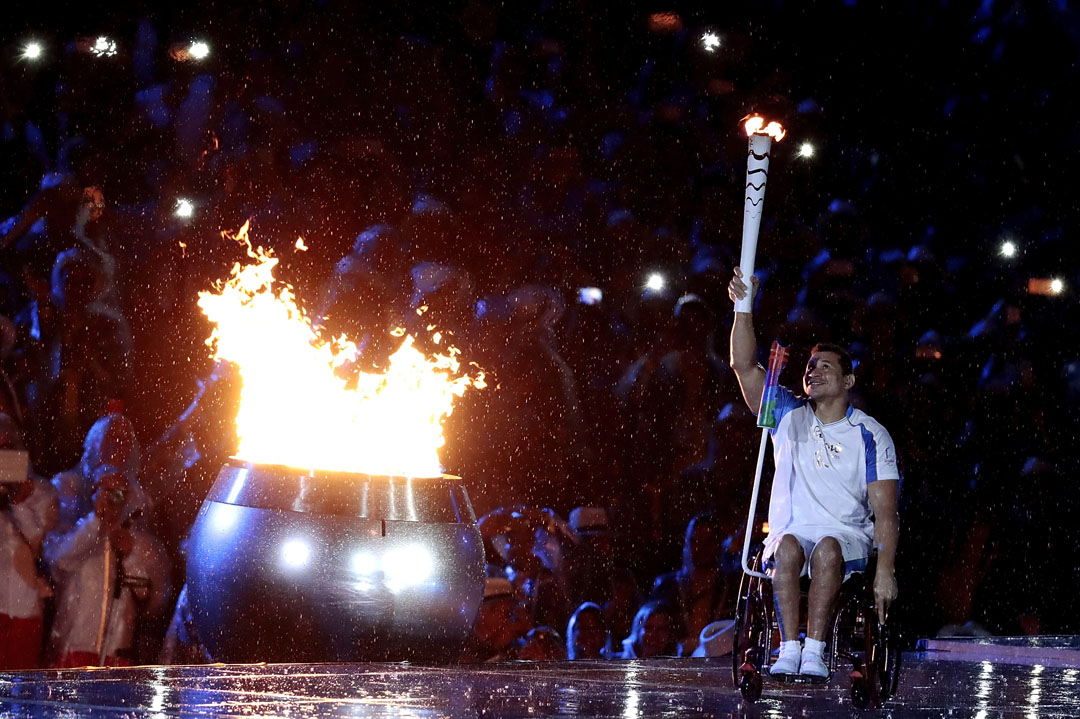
[[2, 647, 1078, 718]]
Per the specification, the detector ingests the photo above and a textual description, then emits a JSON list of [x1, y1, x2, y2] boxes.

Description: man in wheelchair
[[728, 269, 900, 680]]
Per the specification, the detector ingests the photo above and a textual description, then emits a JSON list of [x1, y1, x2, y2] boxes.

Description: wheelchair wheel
[[732, 555, 769, 701], [738, 664, 763, 702], [873, 620, 902, 700], [849, 669, 872, 709], [850, 614, 900, 708]]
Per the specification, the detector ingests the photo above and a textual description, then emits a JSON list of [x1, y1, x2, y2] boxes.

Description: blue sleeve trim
[[859, 425, 878, 484], [768, 387, 803, 434]]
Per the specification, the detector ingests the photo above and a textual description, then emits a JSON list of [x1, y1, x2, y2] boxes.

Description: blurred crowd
[[2, 2, 1080, 669]]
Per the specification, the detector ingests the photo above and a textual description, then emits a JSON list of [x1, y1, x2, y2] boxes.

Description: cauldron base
[[186, 461, 485, 663]]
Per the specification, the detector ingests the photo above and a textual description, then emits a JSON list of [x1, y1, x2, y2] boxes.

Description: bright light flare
[[700, 32, 721, 53], [22, 42, 43, 61], [91, 36, 118, 58], [999, 240, 1018, 259], [383, 545, 434, 593], [198, 222, 486, 477], [644, 272, 666, 293], [189, 41, 210, 60], [280, 539, 311, 568], [351, 551, 378, 575], [797, 142, 815, 159], [175, 198, 195, 218], [1029, 277, 1066, 296], [744, 115, 786, 142]]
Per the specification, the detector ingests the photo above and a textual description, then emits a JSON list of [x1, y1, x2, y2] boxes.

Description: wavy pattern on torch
[[745, 197, 764, 206], [748, 150, 771, 161], [746, 181, 767, 192], [747, 168, 769, 176]]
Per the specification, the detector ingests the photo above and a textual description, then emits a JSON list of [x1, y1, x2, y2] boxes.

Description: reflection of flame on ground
[[198, 221, 485, 477]]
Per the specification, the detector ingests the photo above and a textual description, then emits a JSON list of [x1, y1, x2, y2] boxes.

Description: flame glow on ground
[[198, 222, 485, 477]]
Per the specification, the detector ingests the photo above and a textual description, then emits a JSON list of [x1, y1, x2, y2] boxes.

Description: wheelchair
[[731, 545, 902, 709]]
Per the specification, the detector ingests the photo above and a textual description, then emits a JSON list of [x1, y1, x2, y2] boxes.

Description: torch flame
[[743, 115, 786, 142], [198, 222, 485, 477]]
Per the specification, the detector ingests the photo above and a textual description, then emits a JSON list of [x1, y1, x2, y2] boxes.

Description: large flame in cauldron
[[197, 222, 485, 477]]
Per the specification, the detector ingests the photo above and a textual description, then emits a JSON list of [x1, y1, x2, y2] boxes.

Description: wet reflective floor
[[2, 648, 1079, 718]]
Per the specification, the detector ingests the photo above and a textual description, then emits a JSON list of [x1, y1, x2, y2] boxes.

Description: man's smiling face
[[803, 350, 853, 401]]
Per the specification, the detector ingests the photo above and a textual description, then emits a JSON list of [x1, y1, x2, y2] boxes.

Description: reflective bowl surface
[[187, 460, 485, 663]]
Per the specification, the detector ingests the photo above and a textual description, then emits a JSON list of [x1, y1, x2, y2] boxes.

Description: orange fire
[[198, 222, 485, 477], [743, 115, 786, 142]]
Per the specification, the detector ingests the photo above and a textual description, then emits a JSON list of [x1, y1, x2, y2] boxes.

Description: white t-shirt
[[763, 387, 899, 559]]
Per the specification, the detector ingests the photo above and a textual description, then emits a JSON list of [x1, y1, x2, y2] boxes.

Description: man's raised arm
[[728, 267, 766, 414]]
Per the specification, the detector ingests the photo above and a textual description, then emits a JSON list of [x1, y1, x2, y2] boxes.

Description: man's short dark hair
[[810, 342, 854, 376]]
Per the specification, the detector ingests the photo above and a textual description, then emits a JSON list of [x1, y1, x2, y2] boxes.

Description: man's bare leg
[[807, 537, 844, 640], [772, 535, 805, 641]]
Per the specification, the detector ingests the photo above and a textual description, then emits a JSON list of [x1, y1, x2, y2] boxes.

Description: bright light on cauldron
[[351, 550, 378, 575], [189, 41, 210, 60], [384, 544, 434, 593], [197, 221, 485, 476], [281, 538, 312, 568]]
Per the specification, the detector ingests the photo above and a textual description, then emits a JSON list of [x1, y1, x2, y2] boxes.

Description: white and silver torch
[[735, 115, 786, 313]]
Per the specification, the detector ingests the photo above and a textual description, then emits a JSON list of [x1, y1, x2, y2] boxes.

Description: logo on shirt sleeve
[[883, 446, 896, 466]]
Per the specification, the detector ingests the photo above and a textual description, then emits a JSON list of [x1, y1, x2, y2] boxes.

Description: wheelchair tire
[[732, 554, 769, 694], [875, 621, 902, 700], [854, 615, 902, 709], [739, 665, 763, 702], [732, 570, 755, 688], [849, 669, 871, 709]]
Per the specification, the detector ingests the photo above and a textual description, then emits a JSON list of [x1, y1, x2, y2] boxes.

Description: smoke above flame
[[198, 221, 485, 477]]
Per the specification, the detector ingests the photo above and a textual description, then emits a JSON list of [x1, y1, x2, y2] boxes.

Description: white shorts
[[762, 529, 871, 580]]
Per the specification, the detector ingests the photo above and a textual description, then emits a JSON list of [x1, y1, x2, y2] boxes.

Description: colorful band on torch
[[757, 340, 790, 429]]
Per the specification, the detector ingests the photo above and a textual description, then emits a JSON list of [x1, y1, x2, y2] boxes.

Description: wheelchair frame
[[731, 548, 901, 707]]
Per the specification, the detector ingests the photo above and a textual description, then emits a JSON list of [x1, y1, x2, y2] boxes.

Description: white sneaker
[[769, 640, 801, 676], [800, 648, 829, 678]]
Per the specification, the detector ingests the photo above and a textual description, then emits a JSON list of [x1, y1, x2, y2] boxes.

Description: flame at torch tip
[[743, 115, 786, 142]]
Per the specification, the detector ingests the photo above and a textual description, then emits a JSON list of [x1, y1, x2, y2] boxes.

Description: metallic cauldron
[[186, 460, 485, 663]]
